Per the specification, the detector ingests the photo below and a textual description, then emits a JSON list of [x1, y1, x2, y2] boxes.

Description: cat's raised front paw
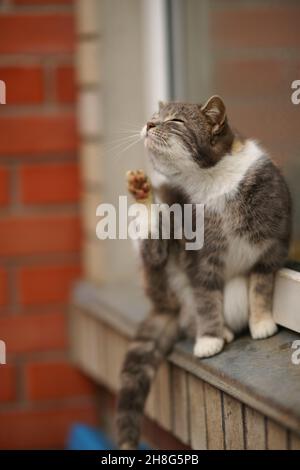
[[193, 336, 224, 358], [250, 317, 278, 340], [126, 169, 152, 203]]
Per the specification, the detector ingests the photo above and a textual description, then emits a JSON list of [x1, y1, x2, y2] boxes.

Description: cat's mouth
[[141, 127, 169, 155], [144, 135, 164, 154]]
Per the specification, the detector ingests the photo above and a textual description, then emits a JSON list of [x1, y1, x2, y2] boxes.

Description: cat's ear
[[201, 95, 226, 134]]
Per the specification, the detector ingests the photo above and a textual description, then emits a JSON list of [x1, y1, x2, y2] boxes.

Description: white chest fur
[[174, 139, 266, 209]]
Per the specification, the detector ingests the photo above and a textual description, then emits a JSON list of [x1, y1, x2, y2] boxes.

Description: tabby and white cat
[[117, 96, 291, 449]]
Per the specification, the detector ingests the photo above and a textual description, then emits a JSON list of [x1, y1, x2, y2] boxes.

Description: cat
[[116, 96, 292, 450]]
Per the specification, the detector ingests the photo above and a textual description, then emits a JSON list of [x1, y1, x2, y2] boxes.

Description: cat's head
[[141, 96, 234, 176]]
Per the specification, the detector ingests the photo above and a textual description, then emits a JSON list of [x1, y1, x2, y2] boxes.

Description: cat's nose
[[147, 122, 156, 132]]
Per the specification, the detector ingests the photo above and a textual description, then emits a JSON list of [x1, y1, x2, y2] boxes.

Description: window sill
[[70, 279, 300, 450], [274, 268, 300, 333]]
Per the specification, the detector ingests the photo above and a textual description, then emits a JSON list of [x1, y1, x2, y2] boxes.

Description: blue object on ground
[[67, 424, 115, 450], [66, 424, 151, 450]]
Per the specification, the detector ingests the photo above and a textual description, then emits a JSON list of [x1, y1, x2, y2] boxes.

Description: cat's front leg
[[249, 272, 278, 339], [193, 287, 225, 358], [126, 169, 168, 267], [127, 169, 153, 239]]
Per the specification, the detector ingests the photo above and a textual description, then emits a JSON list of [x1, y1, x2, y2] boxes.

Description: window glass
[[169, 0, 300, 261]]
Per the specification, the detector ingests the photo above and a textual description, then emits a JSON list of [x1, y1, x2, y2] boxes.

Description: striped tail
[[116, 312, 180, 450]]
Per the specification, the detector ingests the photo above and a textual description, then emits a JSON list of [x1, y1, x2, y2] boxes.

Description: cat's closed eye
[[168, 118, 185, 124]]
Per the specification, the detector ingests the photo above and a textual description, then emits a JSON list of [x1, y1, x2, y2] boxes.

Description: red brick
[[0, 365, 17, 403], [0, 14, 75, 54], [19, 264, 81, 305], [55, 65, 76, 103], [214, 59, 291, 99], [0, 216, 81, 257], [0, 66, 44, 104], [212, 7, 300, 49], [26, 361, 95, 400], [0, 167, 9, 205], [0, 269, 8, 307], [20, 163, 80, 204], [0, 403, 97, 449], [0, 312, 67, 353], [0, 114, 77, 156]]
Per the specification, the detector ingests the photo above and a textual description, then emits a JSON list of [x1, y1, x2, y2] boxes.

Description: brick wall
[[0, 0, 98, 449]]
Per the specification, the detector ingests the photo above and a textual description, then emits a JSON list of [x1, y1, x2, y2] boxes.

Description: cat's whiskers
[[104, 131, 141, 144], [112, 136, 142, 162], [111, 127, 142, 136], [113, 121, 143, 134], [104, 133, 141, 154], [104, 129, 142, 161]]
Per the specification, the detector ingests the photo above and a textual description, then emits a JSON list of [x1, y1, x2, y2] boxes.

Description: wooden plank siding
[[188, 375, 207, 450], [156, 363, 173, 431], [145, 378, 158, 422], [223, 393, 244, 450], [267, 419, 288, 450], [244, 407, 266, 450], [290, 433, 300, 450], [171, 366, 190, 445], [204, 383, 224, 450]]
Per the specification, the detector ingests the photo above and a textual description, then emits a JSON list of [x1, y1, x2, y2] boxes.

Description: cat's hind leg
[[249, 272, 278, 339]]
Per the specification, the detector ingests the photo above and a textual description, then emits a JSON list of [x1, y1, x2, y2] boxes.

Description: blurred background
[[0, 0, 299, 450]]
